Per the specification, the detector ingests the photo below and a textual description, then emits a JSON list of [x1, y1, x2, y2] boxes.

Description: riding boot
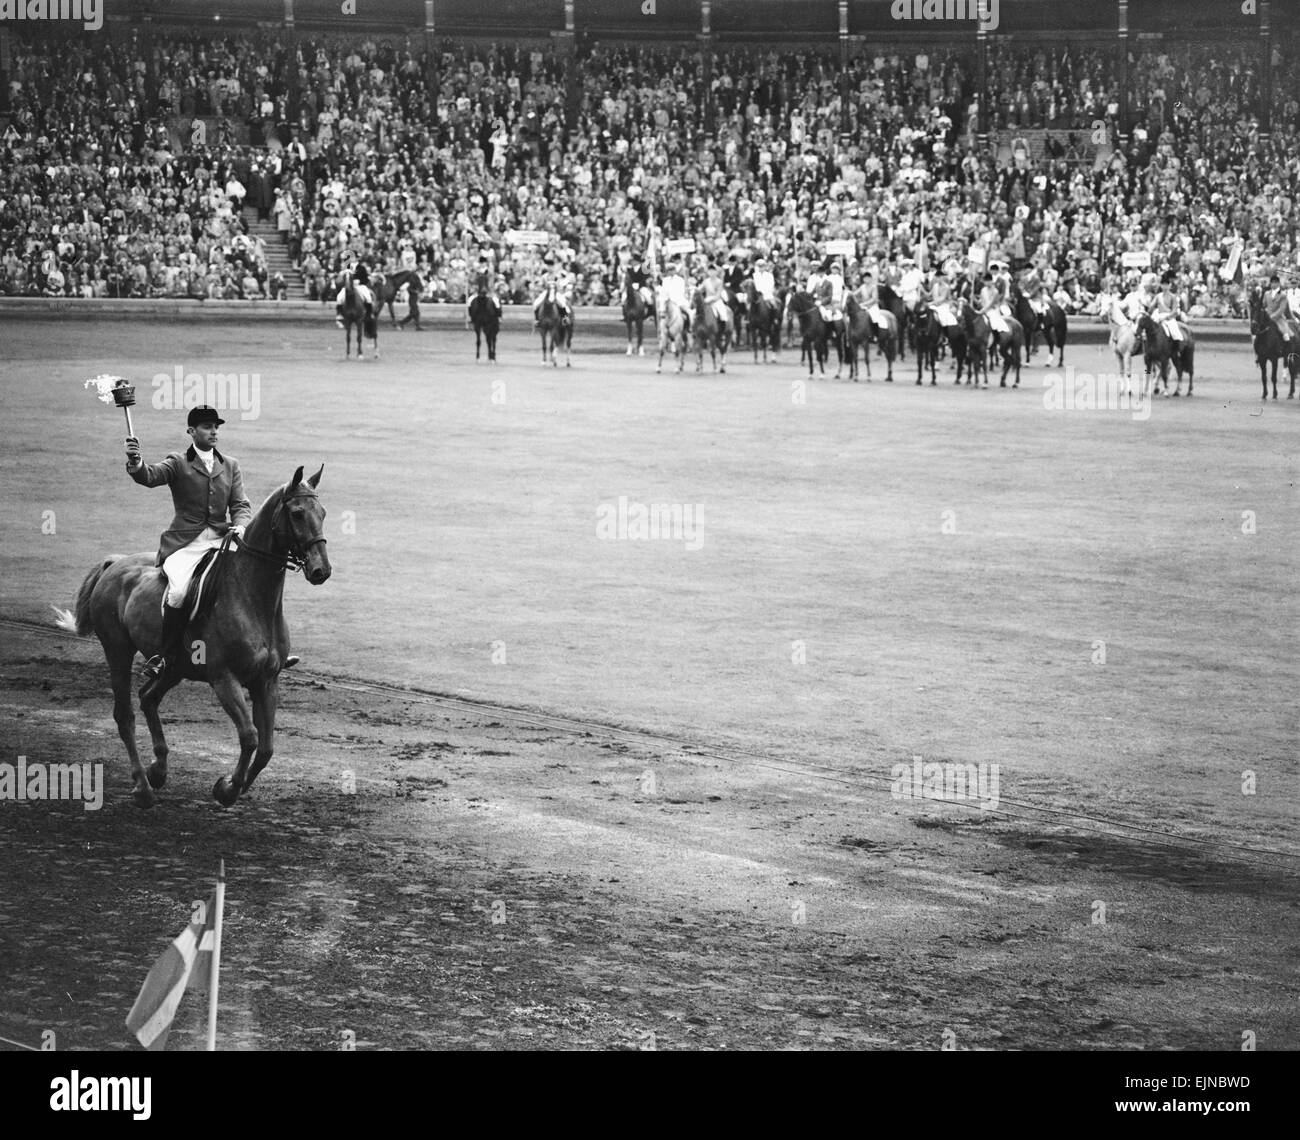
[[141, 604, 187, 699]]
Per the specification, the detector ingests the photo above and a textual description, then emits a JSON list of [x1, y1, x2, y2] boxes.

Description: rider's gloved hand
[[125, 437, 142, 470]]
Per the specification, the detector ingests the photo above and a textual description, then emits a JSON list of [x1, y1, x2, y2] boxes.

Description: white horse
[[1100, 292, 1144, 399]]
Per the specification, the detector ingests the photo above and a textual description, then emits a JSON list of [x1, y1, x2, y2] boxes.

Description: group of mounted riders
[[610, 248, 1070, 386]]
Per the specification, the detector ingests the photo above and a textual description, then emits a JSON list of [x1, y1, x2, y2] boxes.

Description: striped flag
[[125, 890, 219, 1050], [1221, 237, 1244, 284]]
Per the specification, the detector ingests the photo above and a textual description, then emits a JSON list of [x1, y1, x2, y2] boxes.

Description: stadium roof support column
[[1117, 1, 1128, 147], [424, 1, 437, 92], [1260, 0, 1272, 139], [700, 1, 714, 135], [0, 28, 9, 114], [141, 12, 157, 115], [839, 1, 849, 138], [283, 0, 294, 30], [976, 20, 987, 149], [558, 0, 577, 133]]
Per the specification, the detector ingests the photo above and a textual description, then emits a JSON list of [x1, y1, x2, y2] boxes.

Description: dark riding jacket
[[129, 445, 253, 565]]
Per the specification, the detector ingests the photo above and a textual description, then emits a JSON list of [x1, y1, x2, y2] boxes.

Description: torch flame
[[84, 374, 129, 405]]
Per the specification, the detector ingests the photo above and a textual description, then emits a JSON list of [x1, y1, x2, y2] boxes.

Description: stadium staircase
[[242, 206, 305, 299]]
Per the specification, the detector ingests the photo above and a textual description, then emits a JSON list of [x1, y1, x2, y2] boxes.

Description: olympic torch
[[84, 373, 138, 439]]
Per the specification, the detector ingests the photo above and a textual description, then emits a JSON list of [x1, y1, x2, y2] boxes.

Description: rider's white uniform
[[337, 281, 374, 306], [900, 266, 924, 307], [753, 269, 776, 303], [661, 272, 690, 314]]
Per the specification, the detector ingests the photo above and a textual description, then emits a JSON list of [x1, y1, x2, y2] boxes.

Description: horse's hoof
[[212, 777, 240, 808], [133, 783, 156, 809], [639, 348, 645, 356], [626, 347, 633, 355], [146, 762, 167, 790]]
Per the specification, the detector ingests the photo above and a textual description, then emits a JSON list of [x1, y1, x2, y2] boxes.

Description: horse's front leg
[[245, 676, 278, 791], [211, 671, 258, 807]]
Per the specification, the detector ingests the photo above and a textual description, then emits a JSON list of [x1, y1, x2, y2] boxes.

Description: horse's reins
[[234, 490, 328, 574]]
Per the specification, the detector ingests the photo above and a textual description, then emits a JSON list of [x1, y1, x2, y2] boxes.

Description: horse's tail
[[52, 556, 121, 635]]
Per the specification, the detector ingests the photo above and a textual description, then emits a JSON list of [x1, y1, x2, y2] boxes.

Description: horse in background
[[469, 290, 500, 362], [787, 291, 832, 378], [691, 287, 731, 373], [657, 298, 689, 374], [1011, 281, 1068, 368], [1100, 292, 1143, 398], [1137, 313, 1194, 397], [340, 274, 376, 358], [623, 281, 653, 356], [745, 280, 781, 363], [537, 287, 573, 367], [1248, 285, 1299, 400]]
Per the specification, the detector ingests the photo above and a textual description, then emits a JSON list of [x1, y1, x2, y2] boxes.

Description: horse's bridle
[[237, 490, 328, 574]]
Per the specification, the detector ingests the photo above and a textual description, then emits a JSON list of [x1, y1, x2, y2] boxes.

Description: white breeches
[[338, 284, 373, 306], [161, 527, 225, 608]]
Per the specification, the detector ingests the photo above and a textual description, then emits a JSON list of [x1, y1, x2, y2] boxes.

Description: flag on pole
[[1220, 237, 1244, 284], [125, 880, 222, 1051], [645, 212, 659, 271]]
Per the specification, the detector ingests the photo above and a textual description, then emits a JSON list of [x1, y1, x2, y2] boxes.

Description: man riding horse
[[625, 251, 655, 314], [467, 253, 503, 328], [1150, 271, 1188, 343], [124, 406, 251, 701], [659, 255, 692, 333], [533, 259, 574, 329], [700, 260, 733, 340], [1263, 272, 1297, 342], [724, 253, 748, 334], [335, 261, 375, 329]]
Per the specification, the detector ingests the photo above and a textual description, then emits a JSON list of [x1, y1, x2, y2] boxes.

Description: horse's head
[[272, 465, 331, 585]]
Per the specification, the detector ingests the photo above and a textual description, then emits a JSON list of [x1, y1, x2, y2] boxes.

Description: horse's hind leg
[[137, 666, 185, 799], [211, 671, 259, 807], [244, 677, 278, 792], [107, 649, 156, 808]]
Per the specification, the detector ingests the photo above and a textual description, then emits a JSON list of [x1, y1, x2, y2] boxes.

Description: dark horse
[[914, 302, 967, 386], [1137, 313, 1194, 397], [787, 291, 832, 377], [380, 269, 423, 329], [340, 274, 377, 358], [623, 282, 653, 356], [843, 293, 882, 382], [692, 288, 731, 373], [1247, 286, 1299, 400], [962, 301, 1024, 388], [744, 281, 781, 363], [1011, 283, 1068, 367], [469, 291, 500, 362], [878, 283, 909, 360], [537, 287, 572, 367], [53, 466, 331, 808]]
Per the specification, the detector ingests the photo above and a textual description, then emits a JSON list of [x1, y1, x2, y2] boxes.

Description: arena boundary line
[[0, 298, 1254, 344], [6, 614, 1296, 872]]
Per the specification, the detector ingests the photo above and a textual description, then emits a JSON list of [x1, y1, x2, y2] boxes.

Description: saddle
[[160, 545, 227, 625]]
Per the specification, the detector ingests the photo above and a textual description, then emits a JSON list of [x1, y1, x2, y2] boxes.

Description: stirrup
[[143, 654, 167, 678]]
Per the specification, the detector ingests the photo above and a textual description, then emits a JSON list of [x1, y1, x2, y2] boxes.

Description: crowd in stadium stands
[[1, 27, 1297, 320]]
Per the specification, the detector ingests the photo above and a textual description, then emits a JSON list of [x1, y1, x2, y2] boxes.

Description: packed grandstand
[[0, 0, 1297, 321]]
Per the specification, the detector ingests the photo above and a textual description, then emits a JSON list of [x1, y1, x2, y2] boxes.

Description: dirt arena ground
[[0, 315, 1296, 1050]]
